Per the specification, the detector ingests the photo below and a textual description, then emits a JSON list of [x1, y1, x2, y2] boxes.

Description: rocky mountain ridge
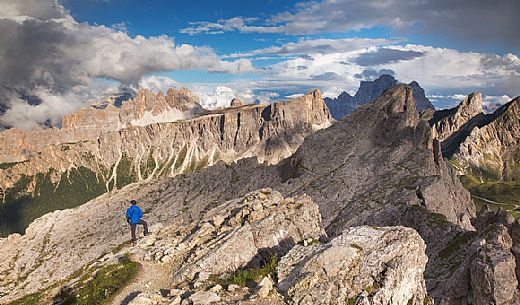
[[452, 97, 520, 182], [0, 88, 205, 164], [324, 74, 434, 119], [430, 92, 520, 181], [0, 89, 331, 236], [2, 84, 511, 305]]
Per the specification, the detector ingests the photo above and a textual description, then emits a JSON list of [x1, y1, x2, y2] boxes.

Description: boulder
[[189, 291, 220, 304], [277, 226, 428, 305], [170, 190, 325, 284]]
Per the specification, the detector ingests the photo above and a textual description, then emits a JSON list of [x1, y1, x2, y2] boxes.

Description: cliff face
[[430, 92, 484, 156], [453, 98, 520, 182], [0, 89, 331, 236], [430, 92, 520, 182], [0, 88, 206, 163], [325, 74, 434, 120]]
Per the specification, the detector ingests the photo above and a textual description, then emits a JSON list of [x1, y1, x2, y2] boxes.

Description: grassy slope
[[7, 253, 139, 305], [0, 166, 107, 236], [459, 174, 520, 218]]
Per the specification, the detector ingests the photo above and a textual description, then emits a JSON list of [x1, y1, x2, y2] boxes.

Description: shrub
[[210, 254, 277, 287], [58, 254, 139, 305]]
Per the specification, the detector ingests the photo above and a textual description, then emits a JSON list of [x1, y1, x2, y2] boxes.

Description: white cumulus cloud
[[0, 0, 254, 130]]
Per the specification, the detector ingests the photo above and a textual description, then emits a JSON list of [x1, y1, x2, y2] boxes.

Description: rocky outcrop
[[409, 81, 434, 112], [429, 92, 484, 156], [0, 89, 331, 236], [278, 226, 428, 305], [168, 189, 325, 285], [452, 97, 520, 181], [428, 92, 520, 182], [281, 84, 474, 233], [325, 74, 434, 119], [0, 188, 325, 304], [440, 207, 520, 305], [469, 224, 518, 305]]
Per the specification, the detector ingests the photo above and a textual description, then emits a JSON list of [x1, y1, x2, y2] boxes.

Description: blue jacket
[[126, 205, 143, 224]]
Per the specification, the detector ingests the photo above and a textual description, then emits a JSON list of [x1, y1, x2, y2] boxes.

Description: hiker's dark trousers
[[130, 219, 149, 241]]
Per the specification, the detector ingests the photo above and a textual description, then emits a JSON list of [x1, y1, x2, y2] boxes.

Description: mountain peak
[[62, 87, 206, 131], [354, 74, 398, 102], [325, 74, 433, 120], [462, 92, 483, 109], [430, 92, 483, 142]]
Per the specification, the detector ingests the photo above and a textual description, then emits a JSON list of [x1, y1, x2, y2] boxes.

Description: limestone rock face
[[439, 207, 520, 305], [428, 92, 520, 182], [469, 224, 518, 305], [280, 84, 475, 234], [189, 291, 220, 304], [409, 81, 435, 112], [429, 92, 484, 155], [0, 89, 331, 236], [431, 92, 483, 141], [277, 226, 428, 305], [62, 88, 206, 131], [168, 189, 325, 284], [452, 98, 520, 181]]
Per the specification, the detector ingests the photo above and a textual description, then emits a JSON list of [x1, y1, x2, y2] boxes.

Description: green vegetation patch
[[210, 254, 277, 287], [173, 145, 188, 170], [159, 154, 176, 177], [186, 155, 209, 173], [186, 155, 198, 173], [0, 166, 106, 236], [423, 296, 434, 305], [459, 174, 520, 218], [439, 231, 478, 259], [57, 254, 139, 305], [409, 205, 451, 229], [115, 154, 137, 189], [0, 160, 28, 170], [6, 292, 42, 305], [139, 149, 156, 180]]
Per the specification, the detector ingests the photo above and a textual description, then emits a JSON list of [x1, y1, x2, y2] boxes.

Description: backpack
[[126, 207, 135, 224]]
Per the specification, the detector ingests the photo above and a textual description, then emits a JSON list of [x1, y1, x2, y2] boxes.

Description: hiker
[[126, 199, 149, 242]]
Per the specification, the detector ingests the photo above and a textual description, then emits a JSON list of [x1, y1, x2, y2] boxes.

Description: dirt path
[[109, 243, 176, 305], [472, 195, 513, 206]]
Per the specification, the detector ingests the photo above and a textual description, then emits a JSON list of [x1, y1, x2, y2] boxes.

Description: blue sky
[[1, 0, 519, 128]]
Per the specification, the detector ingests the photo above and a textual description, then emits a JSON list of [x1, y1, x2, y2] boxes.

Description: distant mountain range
[[324, 74, 435, 120], [0, 88, 331, 236]]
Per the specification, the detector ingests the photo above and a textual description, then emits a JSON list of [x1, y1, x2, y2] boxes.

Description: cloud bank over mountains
[[0, 0, 253, 129], [1, 0, 519, 129]]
